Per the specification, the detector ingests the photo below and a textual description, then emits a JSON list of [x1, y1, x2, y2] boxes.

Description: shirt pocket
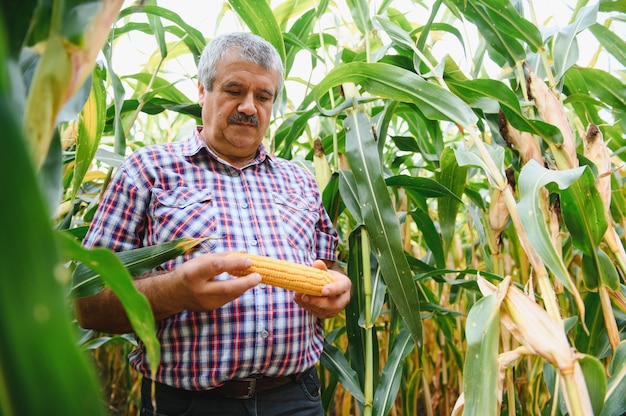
[[273, 192, 319, 253], [151, 187, 219, 244]]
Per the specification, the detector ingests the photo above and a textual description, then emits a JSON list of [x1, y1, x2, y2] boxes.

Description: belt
[[145, 367, 314, 400]]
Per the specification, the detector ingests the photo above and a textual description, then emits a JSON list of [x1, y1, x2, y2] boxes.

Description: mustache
[[228, 112, 259, 127]]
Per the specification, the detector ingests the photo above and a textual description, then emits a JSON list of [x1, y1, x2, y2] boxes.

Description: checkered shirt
[[83, 128, 338, 390]]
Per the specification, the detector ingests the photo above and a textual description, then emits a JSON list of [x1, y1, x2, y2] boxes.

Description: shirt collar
[[183, 126, 276, 167]]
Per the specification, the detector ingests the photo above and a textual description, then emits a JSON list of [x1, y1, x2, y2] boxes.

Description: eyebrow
[[222, 81, 275, 99]]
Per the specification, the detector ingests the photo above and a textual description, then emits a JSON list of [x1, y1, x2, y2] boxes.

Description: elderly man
[[75, 32, 351, 416]]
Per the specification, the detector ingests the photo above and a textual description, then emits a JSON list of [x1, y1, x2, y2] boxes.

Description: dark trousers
[[140, 369, 324, 416]]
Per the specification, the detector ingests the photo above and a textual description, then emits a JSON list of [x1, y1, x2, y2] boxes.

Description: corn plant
[[2, 0, 626, 415]]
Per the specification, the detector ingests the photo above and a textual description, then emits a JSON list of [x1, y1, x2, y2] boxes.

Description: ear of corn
[[228, 253, 335, 296], [525, 67, 578, 169]]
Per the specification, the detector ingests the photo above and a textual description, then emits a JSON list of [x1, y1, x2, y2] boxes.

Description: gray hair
[[197, 32, 284, 101]]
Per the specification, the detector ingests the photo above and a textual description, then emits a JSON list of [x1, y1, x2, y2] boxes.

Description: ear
[[198, 81, 205, 106]]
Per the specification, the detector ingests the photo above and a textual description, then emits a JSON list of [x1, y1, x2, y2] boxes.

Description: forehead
[[214, 54, 279, 89]]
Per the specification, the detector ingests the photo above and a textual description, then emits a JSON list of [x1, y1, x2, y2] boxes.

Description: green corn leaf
[[610, 173, 626, 223], [447, 78, 562, 143], [437, 147, 468, 258], [227, 0, 286, 65], [386, 174, 463, 201], [578, 354, 607, 416], [71, 237, 207, 297], [345, 227, 367, 386], [338, 169, 364, 224], [450, 0, 526, 67], [554, 167, 607, 255], [372, 327, 415, 416], [1, 83, 106, 414], [124, 73, 193, 103], [344, 109, 423, 347], [589, 23, 626, 68], [273, 0, 317, 27], [575, 67, 626, 112], [574, 292, 612, 357], [321, 342, 367, 404], [55, 231, 161, 384], [346, 0, 372, 35], [517, 160, 585, 310], [599, 0, 626, 13], [601, 341, 626, 416], [453, 140, 505, 188], [146, 1, 167, 59], [410, 207, 445, 269], [313, 62, 478, 128], [118, 5, 205, 59], [553, 3, 598, 82], [462, 290, 500, 416], [477, 0, 543, 52], [582, 248, 620, 291]]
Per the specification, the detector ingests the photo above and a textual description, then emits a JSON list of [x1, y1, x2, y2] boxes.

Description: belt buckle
[[225, 378, 257, 399]]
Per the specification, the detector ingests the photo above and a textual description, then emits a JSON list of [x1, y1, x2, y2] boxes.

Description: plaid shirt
[[83, 128, 338, 390]]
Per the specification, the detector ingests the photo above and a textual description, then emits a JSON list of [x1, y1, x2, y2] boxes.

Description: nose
[[238, 92, 256, 116]]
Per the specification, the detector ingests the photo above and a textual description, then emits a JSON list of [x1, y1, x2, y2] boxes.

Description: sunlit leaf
[[553, 3, 598, 82], [346, 0, 372, 35], [227, 0, 286, 64], [72, 66, 105, 202], [313, 62, 477, 128]]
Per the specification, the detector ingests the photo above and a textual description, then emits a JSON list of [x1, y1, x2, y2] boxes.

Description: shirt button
[[259, 283, 267, 289], [241, 202, 248, 208], [260, 330, 269, 339], [250, 240, 258, 246]]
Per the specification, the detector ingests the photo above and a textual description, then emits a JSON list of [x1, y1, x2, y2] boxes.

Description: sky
[[113, 0, 622, 103]]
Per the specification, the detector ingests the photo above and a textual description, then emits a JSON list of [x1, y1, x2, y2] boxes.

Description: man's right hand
[[171, 252, 262, 311], [74, 252, 261, 334]]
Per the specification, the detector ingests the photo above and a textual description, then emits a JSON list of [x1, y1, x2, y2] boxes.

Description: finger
[[311, 259, 328, 271], [199, 252, 253, 276], [205, 273, 262, 295]]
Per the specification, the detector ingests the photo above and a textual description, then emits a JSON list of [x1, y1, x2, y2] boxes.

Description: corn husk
[[498, 110, 543, 166], [313, 137, 332, 189], [583, 124, 611, 213], [526, 69, 577, 169], [478, 277, 594, 415], [478, 277, 574, 372], [489, 186, 510, 245]]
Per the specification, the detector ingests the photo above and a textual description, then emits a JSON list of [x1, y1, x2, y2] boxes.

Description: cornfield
[[1, 0, 625, 415]]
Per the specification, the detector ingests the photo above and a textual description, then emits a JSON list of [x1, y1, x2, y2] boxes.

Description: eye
[[226, 90, 240, 96]]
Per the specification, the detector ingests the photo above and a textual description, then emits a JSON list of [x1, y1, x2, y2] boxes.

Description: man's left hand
[[293, 260, 352, 318]]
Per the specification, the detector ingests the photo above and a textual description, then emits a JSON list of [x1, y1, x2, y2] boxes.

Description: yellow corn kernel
[[229, 253, 335, 296]]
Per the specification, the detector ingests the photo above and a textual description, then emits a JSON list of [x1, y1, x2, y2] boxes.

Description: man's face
[[198, 53, 279, 167]]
